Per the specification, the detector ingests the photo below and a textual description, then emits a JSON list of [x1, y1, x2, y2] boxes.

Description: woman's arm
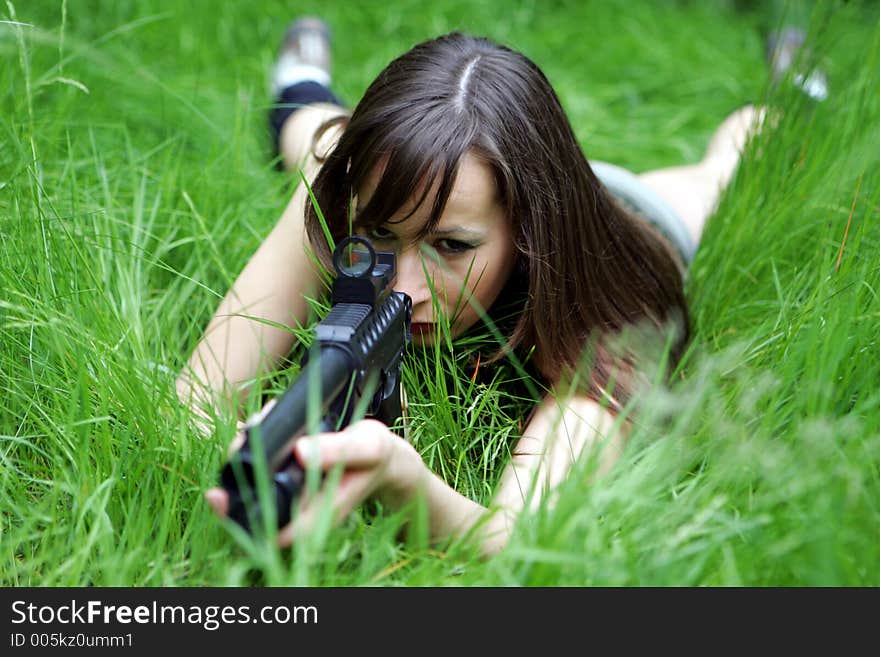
[[492, 394, 625, 515], [175, 183, 321, 428], [425, 393, 625, 555], [176, 108, 345, 432], [281, 393, 626, 557]]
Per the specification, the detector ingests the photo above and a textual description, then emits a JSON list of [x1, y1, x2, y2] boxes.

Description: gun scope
[[334, 236, 376, 278], [331, 236, 396, 307]]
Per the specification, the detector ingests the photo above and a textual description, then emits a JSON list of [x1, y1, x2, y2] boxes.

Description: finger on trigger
[[298, 432, 387, 470]]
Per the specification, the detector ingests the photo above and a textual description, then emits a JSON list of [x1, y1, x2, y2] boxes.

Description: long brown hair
[[305, 32, 690, 407]]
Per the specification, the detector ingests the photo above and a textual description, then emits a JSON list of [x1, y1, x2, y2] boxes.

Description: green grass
[[2, 0, 878, 586]]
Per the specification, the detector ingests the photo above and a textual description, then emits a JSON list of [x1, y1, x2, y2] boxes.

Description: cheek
[[454, 245, 515, 308]]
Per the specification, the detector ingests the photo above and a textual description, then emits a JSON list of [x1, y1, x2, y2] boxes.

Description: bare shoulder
[[493, 393, 627, 510], [515, 395, 625, 460]]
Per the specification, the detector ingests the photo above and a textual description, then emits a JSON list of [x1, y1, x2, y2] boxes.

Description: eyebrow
[[430, 226, 487, 239]]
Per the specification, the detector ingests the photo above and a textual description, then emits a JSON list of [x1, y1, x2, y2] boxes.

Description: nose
[[393, 244, 438, 309]]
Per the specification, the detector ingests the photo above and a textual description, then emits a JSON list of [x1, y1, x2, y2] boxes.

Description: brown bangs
[[347, 106, 478, 241]]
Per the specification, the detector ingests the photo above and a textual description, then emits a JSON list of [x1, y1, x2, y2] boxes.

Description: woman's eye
[[436, 238, 475, 254], [368, 226, 396, 241]]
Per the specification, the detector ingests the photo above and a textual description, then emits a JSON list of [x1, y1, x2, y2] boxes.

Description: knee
[[279, 103, 348, 170]]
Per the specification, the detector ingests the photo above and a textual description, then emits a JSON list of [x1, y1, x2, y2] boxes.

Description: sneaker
[[271, 17, 333, 98], [767, 27, 828, 102]]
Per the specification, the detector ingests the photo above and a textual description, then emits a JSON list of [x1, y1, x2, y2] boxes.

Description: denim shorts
[[591, 160, 695, 266]]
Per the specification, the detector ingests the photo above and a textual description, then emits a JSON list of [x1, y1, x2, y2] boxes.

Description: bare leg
[[278, 102, 348, 173], [638, 105, 765, 246]]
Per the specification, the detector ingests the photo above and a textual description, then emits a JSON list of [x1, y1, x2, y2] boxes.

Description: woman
[[176, 19, 763, 554]]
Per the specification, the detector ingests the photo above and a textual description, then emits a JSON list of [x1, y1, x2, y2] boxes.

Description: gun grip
[[272, 460, 305, 529], [374, 379, 404, 435], [221, 450, 305, 532]]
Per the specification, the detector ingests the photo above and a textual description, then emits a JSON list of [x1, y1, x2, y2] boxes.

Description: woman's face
[[356, 152, 517, 343]]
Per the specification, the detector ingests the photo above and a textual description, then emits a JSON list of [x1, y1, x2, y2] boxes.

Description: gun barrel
[[258, 345, 355, 468], [220, 345, 355, 533]]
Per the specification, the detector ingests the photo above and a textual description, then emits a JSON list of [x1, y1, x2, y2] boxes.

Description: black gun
[[219, 236, 412, 533]]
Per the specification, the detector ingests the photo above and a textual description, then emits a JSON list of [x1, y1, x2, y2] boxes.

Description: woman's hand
[[205, 416, 424, 548], [280, 419, 422, 545]]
